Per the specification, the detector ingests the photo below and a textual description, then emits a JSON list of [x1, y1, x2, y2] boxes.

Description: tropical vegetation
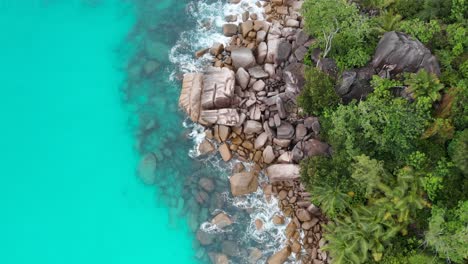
[[299, 0, 467, 263]]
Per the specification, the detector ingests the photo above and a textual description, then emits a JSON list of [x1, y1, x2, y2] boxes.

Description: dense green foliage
[[300, 0, 467, 263], [297, 67, 341, 115], [302, 0, 376, 69]]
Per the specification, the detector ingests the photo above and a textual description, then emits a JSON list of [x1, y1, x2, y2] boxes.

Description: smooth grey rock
[[244, 120, 263, 134], [295, 123, 307, 140], [254, 132, 269, 149], [336, 70, 356, 96], [294, 46, 308, 61], [303, 139, 329, 157], [292, 142, 304, 163], [231, 48, 256, 69], [263, 145, 275, 164], [236, 67, 250, 90], [257, 41, 268, 64], [256, 30, 267, 44], [276, 40, 292, 64], [248, 66, 269, 79], [277, 122, 294, 139], [201, 67, 235, 109], [223, 24, 238, 37], [252, 80, 266, 92], [295, 30, 310, 47], [372, 31, 440, 76], [276, 97, 286, 119]]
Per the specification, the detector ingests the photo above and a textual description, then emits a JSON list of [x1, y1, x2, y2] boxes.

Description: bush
[[448, 129, 468, 174], [297, 67, 340, 116], [398, 19, 441, 44], [302, 0, 375, 69], [425, 201, 468, 263]]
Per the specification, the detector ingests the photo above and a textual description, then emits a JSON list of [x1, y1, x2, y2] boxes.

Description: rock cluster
[[180, 1, 331, 263], [268, 180, 329, 264]]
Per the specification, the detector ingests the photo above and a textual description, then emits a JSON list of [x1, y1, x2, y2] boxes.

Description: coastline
[[178, 0, 330, 263]]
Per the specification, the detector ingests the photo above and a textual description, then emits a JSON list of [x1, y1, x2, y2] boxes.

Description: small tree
[[302, 0, 375, 69], [297, 67, 341, 116]]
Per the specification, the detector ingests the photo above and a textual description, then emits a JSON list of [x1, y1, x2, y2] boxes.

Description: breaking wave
[[170, 1, 294, 261]]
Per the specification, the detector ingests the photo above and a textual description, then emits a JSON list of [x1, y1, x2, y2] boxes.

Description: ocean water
[[0, 1, 196, 263], [0, 0, 294, 263]]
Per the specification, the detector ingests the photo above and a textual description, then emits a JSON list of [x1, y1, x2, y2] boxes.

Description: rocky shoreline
[[178, 0, 332, 263]]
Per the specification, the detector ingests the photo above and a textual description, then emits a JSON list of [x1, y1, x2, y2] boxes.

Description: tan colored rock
[[244, 120, 263, 134], [232, 162, 246, 173], [255, 219, 264, 230], [236, 67, 250, 90], [218, 125, 231, 142], [201, 67, 235, 110], [277, 151, 293, 163], [199, 139, 215, 155], [200, 108, 240, 126], [248, 248, 263, 264], [211, 213, 233, 229], [219, 143, 232, 161], [266, 164, 300, 182], [179, 73, 203, 122], [263, 145, 275, 164], [302, 218, 319, 230], [272, 214, 285, 225], [241, 21, 254, 38], [214, 254, 229, 264], [267, 247, 291, 264], [230, 172, 258, 196], [291, 240, 301, 253], [242, 141, 254, 150], [195, 48, 209, 58], [223, 24, 238, 36], [210, 42, 224, 56], [285, 221, 297, 239], [296, 208, 312, 222], [254, 132, 269, 149]]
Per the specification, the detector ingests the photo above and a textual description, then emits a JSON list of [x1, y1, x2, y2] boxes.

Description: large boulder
[[372, 31, 440, 76], [336, 66, 375, 103], [211, 213, 233, 229], [276, 122, 295, 139], [244, 120, 263, 134], [223, 24, 238, 37], [201, 67, 236, 109], [137, 153, 157, 185], [266, 164, 300, 182], [276, 40, 292, 64], [303, 139, 330, 157], [231, 48, 256, 69], [200, 109, 240, 126], [179, 73, 203, 122], [236, 68, 250, 90], [230, 172, 258, 196], [267, 247, 291, 264], [257, 41, 268, 64]]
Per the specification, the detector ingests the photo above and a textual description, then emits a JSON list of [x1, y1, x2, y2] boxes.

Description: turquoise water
[[0, 1, 196, 263]]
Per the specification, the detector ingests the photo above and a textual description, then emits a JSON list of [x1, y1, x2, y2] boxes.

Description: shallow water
[[0, 1, 196, 263], [0, 0, 293, 263]]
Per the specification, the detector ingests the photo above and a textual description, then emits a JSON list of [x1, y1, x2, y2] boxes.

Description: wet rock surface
[[174, 0, 332, 263]]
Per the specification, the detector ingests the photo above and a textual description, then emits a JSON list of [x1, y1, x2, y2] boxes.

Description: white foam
[[173, 0, 295, 262], [169, 0, 266, 76]]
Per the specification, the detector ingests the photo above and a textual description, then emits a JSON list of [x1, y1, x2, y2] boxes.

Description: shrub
[[297, 67, 340, 116], [398, 19, 441, 44], [425, 201, 468, 263], [448, 129, 468, 174], [302, 0, 375, 69]]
